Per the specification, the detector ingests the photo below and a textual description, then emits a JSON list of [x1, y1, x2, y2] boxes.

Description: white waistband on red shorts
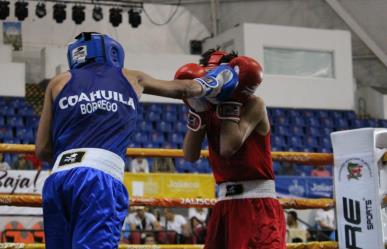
[[217, 179, 277, 201], [52, 148, 125, 182]]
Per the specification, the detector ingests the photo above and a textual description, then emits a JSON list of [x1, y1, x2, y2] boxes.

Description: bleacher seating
[[2, 92, 387, 174]]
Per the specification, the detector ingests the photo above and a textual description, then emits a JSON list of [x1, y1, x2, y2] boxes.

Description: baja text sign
[[0, 170, 49, 194]]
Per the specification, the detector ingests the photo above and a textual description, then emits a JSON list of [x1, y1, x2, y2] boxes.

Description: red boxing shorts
[[204, 198, 286, 249]]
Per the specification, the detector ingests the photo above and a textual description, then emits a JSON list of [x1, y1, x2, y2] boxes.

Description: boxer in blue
[[35, 32, 238, 249]]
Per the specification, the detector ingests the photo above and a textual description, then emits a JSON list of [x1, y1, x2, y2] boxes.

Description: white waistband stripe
[[217, 179, 276, 201], [52, 148, 125, 182]]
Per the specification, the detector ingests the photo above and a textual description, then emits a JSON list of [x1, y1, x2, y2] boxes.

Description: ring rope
[[1, 144, 386, 165], [0, 144, 333, 165], [0, 242, 340, 249], [0, 194, 338, 209]]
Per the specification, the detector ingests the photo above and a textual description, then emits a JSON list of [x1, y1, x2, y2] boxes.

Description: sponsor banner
[[275, 176, 333, 198], [331, 128, 386, 249], [0, 170, 49, 215], [0, 170, 49, 194], [123, 173, 215, 198]]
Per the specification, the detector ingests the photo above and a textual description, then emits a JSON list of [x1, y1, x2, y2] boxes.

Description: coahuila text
[[59, 90, 136, 114]]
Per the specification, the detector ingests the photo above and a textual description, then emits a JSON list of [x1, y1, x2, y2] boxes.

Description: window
[[264, 47, 335, 78]]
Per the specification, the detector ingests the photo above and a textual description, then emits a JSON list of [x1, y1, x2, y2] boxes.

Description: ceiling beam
[[324, 0, 387, 68], [210, 0, 220, 36]]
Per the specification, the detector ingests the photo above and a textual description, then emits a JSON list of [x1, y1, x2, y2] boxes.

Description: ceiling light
[[72, 5, 85, 25], [92, 6, 103, 21], [53, 3, 66, 23], [0, 1, 10, 20], [109, 8, 122, 27], [15, 1, 28, 21], [35, 2, 46, 18], [128, 9, 141, 28]]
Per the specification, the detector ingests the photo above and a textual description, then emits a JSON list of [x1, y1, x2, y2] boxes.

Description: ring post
[[331, 128, 387, 249]]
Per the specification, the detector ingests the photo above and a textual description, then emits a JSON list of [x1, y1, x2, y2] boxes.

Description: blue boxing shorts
[[42, 148, 128, 249]]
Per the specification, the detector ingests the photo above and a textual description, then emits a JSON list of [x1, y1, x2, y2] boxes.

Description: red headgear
[[229, 56, 263, 102], [205, 51, 229, 70]]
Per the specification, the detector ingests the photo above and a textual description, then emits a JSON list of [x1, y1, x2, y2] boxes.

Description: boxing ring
[[0, 138, 386, 249]]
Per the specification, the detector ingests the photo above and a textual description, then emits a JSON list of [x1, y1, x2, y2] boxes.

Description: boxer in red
[[176, 49, 286, 249]]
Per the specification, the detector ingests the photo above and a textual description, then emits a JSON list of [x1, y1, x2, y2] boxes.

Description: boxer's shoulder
[[121, 68, 143, 98], [51, 71, 71, 84], [243, 95, 265, 112], [50, 72, 72, 99]]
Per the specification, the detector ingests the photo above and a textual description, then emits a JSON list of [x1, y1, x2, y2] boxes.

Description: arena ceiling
[[10, 0, 387, 89], [141, 0, 387, 90]]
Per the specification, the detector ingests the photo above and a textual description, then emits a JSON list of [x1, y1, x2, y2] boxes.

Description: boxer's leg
[[68, 168, 129, 249], [204, 202, 226, 249], [247, 198, 286, 249], [223, 198, 286, 249], [42, 174, 72, 249]]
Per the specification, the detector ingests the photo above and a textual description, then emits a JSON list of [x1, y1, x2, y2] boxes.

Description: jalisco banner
[[0, 171, 216, 198], [276, 176, 333, 198], [0, 170, 334, 198], [331, 128, 387, 249], [123, 173, 216, 199]]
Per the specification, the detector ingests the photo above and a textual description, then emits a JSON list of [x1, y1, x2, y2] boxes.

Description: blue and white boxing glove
[[194, 64, 239, 104]]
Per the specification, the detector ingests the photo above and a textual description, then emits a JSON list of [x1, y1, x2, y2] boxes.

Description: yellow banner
[[123, 173, 215, 199]]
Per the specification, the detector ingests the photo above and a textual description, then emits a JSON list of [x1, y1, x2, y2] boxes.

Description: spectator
[[160, 208, 189, 243], [311, 165, 331, 177], [131, 157, 149, 173], [151, 157, 175, 173], [127, 206, 160, 232], [24, 154, 42, 169], [188, 207, 208, 229], [315, 207, 336, 241], [278, 162, 297, 175], [144, 233, 156, 245], [12, 154, 33, 170], [148, 207, 162, 222], [151, 144, 175, 173], [0, 153, 11, 170], [124, 157, 132, 172], [286, 210, 307, 242], [287, 211, 306, 229]]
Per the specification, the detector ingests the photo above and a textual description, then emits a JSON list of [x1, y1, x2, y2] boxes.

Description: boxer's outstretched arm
[[219, 96, 270, 157], [123, 69, 203, 99], [183, 129, 206, 162]]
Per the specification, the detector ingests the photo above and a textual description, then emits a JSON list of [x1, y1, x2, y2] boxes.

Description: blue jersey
[[52, 63, 139, 160]]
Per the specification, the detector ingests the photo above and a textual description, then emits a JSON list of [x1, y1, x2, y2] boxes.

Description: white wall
[[0, 63, 26, 96], [42, 47, 67, 80], [0, 1, 209, 83], [0, 1, 209, 53], [13, 47, 42, 83], [384, 95, 387, 120], [356, 86, 385, 119], [204, 23, 355, 110], [0, 45, 12, 62]]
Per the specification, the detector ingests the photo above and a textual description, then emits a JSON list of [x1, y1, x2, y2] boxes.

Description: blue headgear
[[67, 32, 125, 69]]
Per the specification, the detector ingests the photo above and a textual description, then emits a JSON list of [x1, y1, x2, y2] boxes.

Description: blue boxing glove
[[194, 64, 239, 104]]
